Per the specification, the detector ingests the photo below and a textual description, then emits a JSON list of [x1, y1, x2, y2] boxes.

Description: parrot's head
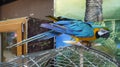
[[97, 28, 110, 39]]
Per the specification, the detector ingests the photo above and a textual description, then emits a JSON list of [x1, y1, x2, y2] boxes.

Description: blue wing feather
[[41, 20, 94, 37]]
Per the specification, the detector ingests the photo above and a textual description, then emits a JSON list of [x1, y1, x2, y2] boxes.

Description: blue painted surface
[[55, 34, 72, 48]]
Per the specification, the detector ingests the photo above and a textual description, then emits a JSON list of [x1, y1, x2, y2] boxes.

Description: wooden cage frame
[[0, 17, 28, 56]]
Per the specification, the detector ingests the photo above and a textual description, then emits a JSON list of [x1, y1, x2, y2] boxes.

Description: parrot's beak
[[101, 32, 110, 39], [98, 29, 110, 39]]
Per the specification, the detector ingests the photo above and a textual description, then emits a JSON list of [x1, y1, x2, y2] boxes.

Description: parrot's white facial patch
[[98, 28, 109, 36]]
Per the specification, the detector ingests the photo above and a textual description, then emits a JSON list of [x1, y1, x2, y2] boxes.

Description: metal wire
[[1, 45, 118, 67]]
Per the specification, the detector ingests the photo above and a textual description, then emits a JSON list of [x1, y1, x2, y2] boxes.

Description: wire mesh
[[0, 62, 19, 67], [0, 46, 118, 67]]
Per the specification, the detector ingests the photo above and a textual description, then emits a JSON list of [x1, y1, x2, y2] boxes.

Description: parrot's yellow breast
[[72, 28, 100, 42]]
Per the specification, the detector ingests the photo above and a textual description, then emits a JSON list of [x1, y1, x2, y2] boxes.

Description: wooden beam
[[22, 23, 28, 55], [0, 17, 27, 24], [0, 23, 21, 32]]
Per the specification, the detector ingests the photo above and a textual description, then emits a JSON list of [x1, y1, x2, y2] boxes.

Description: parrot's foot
[[86, 44, 91, 48], [78, 42, 90, 51], [81, 41, 92, 48]]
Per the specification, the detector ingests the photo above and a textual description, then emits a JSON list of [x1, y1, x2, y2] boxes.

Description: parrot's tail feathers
[[7, 31, 56, 48], [41, 23, 66, 34], [38, 31, 58, 41]]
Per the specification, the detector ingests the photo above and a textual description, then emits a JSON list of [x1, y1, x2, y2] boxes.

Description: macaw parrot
[[7, 16, 110, 48], [45, 16, 110, 47]]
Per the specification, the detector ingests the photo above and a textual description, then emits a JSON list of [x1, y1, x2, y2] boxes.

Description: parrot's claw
[[77, 42, 90, 50], [76, 42, 82, 46]]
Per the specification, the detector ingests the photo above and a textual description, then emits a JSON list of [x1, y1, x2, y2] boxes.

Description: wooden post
[[22, 23, 28, 55], [16, 24, 23, 56]]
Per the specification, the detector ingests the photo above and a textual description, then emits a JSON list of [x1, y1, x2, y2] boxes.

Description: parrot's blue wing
[[86, 22, 104, 28], [41, 23, 67, 33], [86, 22, 94, 25], [41, 21, 94, 37], [54, 21, 72, 25], [65, 21, 94, 37]]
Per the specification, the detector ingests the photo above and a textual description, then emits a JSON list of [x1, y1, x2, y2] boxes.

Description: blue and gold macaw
[[7, 16, 110, 48], [41, 16, 110, 46]]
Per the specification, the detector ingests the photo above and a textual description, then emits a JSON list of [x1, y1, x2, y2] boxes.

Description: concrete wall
[[0, 0, 53, 20]]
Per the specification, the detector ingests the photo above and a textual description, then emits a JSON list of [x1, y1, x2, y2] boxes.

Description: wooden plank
[[0, 17, 28, 32], [0, 17, 27, 24], [0, 23, 21, 32]]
